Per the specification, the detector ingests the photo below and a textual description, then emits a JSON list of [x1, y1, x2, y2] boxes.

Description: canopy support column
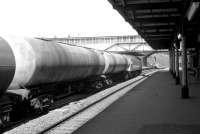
[[181, 35, 189, 98], [172, 46, 176, 78], [169, 48, 173, 74], [175, 41, 180, 85]]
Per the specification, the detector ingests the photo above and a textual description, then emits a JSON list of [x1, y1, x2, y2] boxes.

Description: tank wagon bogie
[[0, 36, 142, 129]]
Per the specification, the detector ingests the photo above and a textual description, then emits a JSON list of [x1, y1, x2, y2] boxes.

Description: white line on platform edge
[[47, 70, 158, 134]]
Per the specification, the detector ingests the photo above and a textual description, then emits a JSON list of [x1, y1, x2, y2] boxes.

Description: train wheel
[[124, 74, 129, 80], [96, 83, 103, 89], [30, 95, 53, 113], [0, 112, 10, 129], [105, 79, 113, 86], [93, 81, 103, 89], [109, 79, 113, 85], [30, 98, 43, 112]]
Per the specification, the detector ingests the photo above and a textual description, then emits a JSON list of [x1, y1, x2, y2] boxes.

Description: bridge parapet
[[47, 35, 146, 46]]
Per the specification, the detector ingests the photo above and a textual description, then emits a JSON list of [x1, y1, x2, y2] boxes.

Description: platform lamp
[[177, 33, 182, 51]]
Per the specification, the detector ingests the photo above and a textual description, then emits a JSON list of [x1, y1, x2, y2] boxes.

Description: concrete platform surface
[[73, 70, 200, 134]]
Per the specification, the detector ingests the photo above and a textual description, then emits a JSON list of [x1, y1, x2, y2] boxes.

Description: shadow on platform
[[139, 124, 200, 134], [73, 70, 200, 134]]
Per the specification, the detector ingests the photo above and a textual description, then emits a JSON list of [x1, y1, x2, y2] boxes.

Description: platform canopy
[[108, 0, 200, 49]]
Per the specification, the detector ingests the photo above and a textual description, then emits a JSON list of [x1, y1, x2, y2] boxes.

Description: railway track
[[4, 68, 159, 134]]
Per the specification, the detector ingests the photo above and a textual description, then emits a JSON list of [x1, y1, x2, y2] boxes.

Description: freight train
[[0, 36, 142, 128]]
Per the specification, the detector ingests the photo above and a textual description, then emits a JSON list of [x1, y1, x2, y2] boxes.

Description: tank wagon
[[0, 36, 142, 127]]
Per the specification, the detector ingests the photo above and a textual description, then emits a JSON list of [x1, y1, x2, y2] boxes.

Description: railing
[[45, 35, 146, 46]]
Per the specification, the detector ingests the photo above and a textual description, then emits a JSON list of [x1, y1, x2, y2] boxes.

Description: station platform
[[73, 69, 200, 134]]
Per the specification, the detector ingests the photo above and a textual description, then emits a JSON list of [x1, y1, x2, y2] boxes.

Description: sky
[[0, 0, 137, 37]]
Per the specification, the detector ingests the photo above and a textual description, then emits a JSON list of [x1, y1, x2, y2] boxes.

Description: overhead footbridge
[[45, 35, 168, 67]]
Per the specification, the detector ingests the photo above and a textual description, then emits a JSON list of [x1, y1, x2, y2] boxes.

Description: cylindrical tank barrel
[[0, 36, 105, 92], [112, 53, 128, 73], [0, 36, 141, 95], [103, 52, 128, 74], [0, 37, 16, 94]]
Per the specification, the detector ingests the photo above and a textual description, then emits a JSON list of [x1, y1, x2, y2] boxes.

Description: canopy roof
[[108, 0, 200, 49]]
